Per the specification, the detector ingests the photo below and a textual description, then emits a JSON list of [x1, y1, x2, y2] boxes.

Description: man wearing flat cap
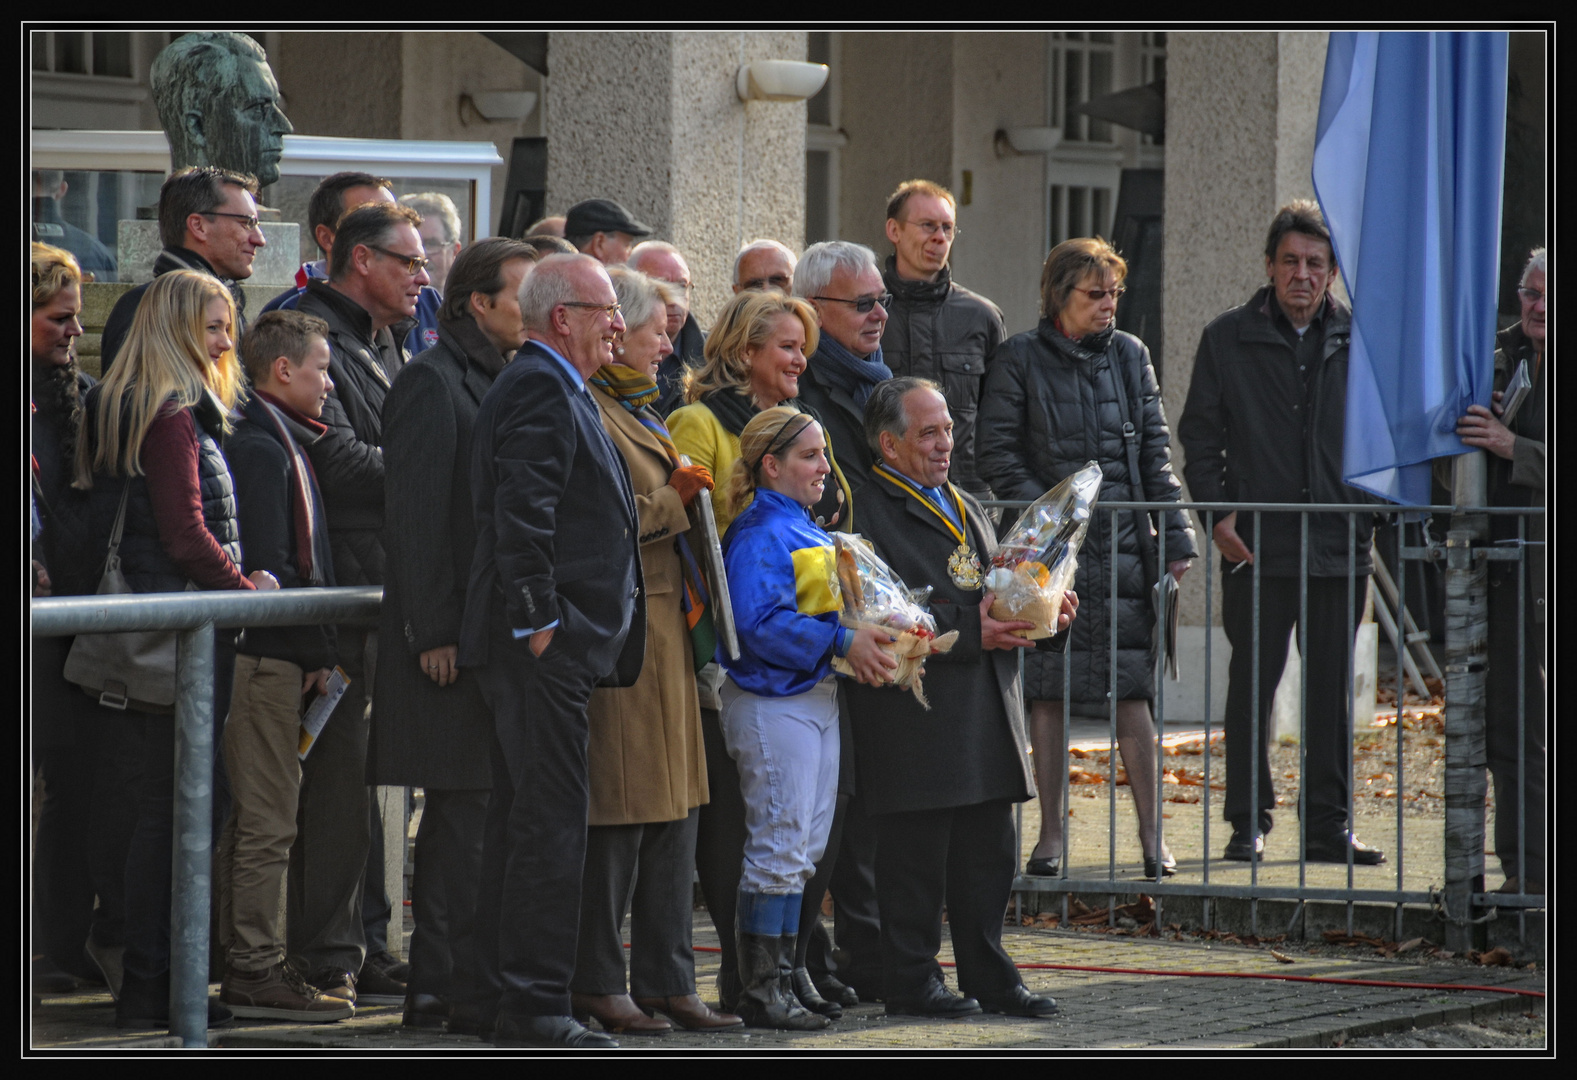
[[565, 198, 653, 266]]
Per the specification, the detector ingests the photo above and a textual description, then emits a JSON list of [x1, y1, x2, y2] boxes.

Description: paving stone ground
[[29, 914, 1543, 1052]]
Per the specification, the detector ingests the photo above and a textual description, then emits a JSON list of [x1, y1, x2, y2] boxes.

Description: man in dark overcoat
[[453, 253, 646, 1049], [370, 238, 539, 1029], [842, 378, 1071, 1019]]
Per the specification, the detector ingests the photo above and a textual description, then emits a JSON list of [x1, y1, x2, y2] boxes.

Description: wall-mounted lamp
[[993, 126, 1062, 157], [459, 90, 539, 125], [736, 60, 829, 103]]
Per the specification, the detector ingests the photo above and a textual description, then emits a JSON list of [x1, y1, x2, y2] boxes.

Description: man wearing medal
[[843, 377, 1074, 1019]]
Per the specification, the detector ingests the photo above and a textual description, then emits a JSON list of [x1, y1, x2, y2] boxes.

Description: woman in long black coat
[[370, 239, 538, 1029], [977, 237, 1196, 880]]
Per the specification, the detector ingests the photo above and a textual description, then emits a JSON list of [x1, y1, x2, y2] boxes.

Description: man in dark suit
[[371, 238, 539, 1030], [456, 253, 645, 1050], [843, 377, 1071, 1020]]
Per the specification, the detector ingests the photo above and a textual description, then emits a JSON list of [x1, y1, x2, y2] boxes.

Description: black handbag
[[61, 485, 182, 712]]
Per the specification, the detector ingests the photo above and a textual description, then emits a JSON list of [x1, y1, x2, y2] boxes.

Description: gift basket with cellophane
[[987, 461, 1102, 639], [830, 533, 958, 707]]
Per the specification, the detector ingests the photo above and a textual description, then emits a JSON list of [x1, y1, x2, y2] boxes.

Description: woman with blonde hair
[[30, 240, 110, 995], [717, 406, 895, 1030], [74, 268, 276, 1030], [666, 289, 855, 1011]]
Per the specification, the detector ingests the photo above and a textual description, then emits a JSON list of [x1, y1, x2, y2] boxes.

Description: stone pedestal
[[115, 219, 301, 286]]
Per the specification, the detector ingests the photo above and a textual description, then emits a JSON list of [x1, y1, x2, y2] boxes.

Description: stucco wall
[[947, 32, 1050, 336], [398, 32, 544, 237], [1163, 31, 1327, 628], [837, 32, 955, 257], [547, 31, 806, 331], [273, 32, 403, 141]]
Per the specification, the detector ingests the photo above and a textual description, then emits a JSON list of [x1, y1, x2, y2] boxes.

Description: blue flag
[[1312, 31, 1508, 505]]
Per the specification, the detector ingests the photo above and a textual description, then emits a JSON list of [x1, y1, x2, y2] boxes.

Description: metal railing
[[978, 498, 1544, 945], [29, 501, 1544, 1043], [30, 586, 381, 1048]]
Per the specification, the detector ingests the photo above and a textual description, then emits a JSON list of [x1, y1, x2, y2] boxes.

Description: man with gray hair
[[150, 31, 293, 187], [401, 192, 463, 296], [453, 253, 644, 1048], [734, 239, 797, 295], [787, 239, 891, 1008], [794, 241, 892, 497], [286, 201, 432, 1009], [629, 240, 706, 415], [1453, 245, 1546, 894]]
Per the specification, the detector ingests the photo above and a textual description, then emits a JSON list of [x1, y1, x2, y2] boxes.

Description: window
[[1048, 183, 1114, 248], [1049, 32, 1116, 144], [32, 31, 133, 78], [805, 31, 844, 245]]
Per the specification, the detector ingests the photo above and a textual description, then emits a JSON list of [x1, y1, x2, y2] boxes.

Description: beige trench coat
[[586, 391, 709, 825]]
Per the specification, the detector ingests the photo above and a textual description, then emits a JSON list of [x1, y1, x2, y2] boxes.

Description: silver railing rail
[[980, 498, 1544, 944], [30, 586, 381, 1048]]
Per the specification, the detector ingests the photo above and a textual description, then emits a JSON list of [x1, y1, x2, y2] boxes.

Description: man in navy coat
[[454, 253, 646, 1049]]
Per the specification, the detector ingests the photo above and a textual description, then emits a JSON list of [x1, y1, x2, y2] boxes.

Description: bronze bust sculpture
[[150, 32, 294, 188]]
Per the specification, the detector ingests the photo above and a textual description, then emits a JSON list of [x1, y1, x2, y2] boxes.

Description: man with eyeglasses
[[879, 179, 1006, 510], [263, 173, 443, 357], [453, 254, 644, 1048], [100, 166, 266, 370], [629, 240, 706, 415], [785, 239, 891, 1009], [1180, 199, 1384, 869], [285, 201, 433, 1010], [733, 238, 798, 296]]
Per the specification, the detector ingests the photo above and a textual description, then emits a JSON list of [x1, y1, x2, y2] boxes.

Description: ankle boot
[[734, 931, 828, 1031]]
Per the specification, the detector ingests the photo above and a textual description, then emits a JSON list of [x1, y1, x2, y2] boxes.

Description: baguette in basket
[[829, 533, 957, 707]]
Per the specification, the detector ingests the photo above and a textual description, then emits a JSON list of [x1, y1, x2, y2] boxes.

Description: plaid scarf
[[592, 363, 677, 463]]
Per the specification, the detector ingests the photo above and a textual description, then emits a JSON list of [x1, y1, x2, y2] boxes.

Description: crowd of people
[[30, 163, 1545, 1047]]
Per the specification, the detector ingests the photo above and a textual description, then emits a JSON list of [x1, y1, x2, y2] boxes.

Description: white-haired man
[[733, 238, 797, 295], [629, 240, 706, 415]]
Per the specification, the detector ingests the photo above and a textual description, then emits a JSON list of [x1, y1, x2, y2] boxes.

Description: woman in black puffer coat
[[977, 237, 1196, 880]]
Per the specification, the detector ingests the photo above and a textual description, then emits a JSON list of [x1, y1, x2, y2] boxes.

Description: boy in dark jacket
[[217, 310, 352, 1022]]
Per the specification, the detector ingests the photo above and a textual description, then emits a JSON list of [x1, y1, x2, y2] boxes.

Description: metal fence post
[[171, 621, 216, 1048]]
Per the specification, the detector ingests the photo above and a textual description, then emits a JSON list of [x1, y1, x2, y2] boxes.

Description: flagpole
[[1443, 451, 1488, 953]]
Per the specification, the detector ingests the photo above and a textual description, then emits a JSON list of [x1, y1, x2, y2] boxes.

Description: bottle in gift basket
[[987, 462, 1102, 638]]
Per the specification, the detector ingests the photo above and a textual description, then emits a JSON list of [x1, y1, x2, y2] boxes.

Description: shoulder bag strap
[[1107, 353, 1159, 581]]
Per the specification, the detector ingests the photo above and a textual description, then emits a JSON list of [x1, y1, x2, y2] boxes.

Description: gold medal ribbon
[[873, 464, 971, 546]]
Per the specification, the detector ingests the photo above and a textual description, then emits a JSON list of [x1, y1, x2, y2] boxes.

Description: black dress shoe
[[493, 1014, 619, 1049], [446, 1001, 497, 1039], [402, 992, 450, 1030], [1025, 855, 1061, 877], [1223, 827, 1265, 862], [886, 974, 982, 1019], [1143, 851, 1178, 878], [1305, 831, 1386, 865], [810, 970, 859, 1008], [977, 984, 1059, 1018]]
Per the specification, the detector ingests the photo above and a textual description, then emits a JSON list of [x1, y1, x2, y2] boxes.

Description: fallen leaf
[[1474, 947, 1515, 967], [1395, 937, 1426, 954], [1269, 950, 1295, 964]]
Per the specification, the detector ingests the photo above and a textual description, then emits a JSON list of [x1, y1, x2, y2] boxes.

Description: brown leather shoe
[[635, 993, 745, 1031], [570, 992, 672, 1035]]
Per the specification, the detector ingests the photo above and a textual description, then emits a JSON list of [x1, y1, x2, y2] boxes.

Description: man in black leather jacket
[[879, 179, 1005, 506], [1179, 200, 1383, 868]]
